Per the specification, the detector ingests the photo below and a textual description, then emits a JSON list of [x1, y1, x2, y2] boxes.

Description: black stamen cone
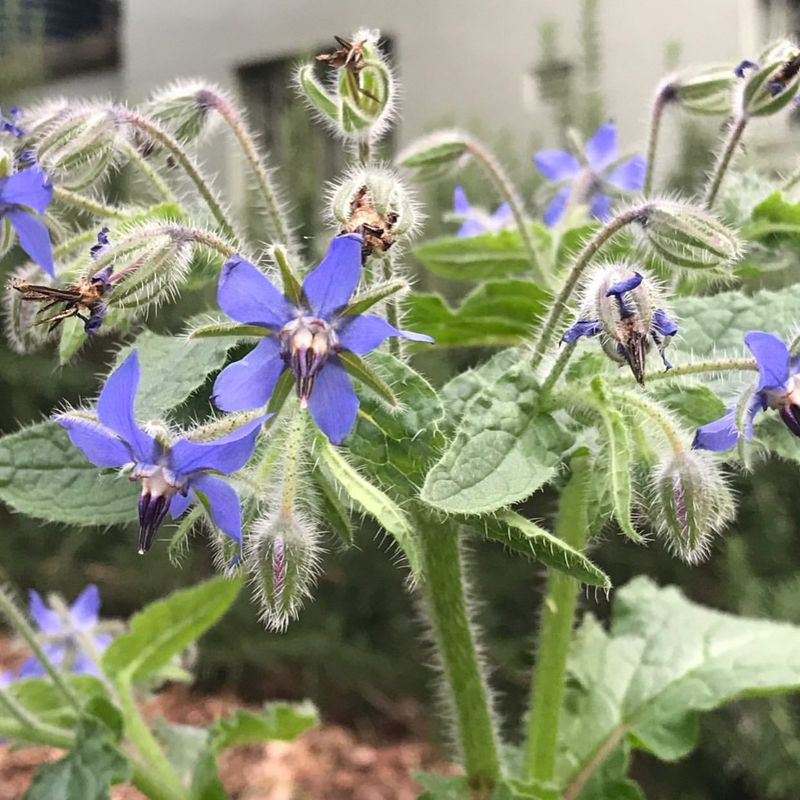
[[780, 405, 800, 439], [137, 492, 170, 555]]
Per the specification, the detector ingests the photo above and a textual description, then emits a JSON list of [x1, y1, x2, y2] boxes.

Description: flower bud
[[0, 147, 11, 178], [397, 130, 471, 178], [664, 65, 736, 115], [738, 39, 800, 118], [651, 450, 735, 564], [147, 80, 224, 143], [3, 264, 54, 353], [296, 30, 395, 141], [328, 166, 420, 258], [635, 200, 743, 270], [247, 513, 322, 631]]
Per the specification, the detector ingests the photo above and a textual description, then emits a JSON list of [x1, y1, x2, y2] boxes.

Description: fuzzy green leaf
[[421, 367, 572, 514], [0, 421, 139, 525], [208, 701, 318, 752], [188, 321, 272, 339], [414, 230, 530, 280], [403, 280, 549, 348], [101, 576, 241, 682], [557, 577, 800, 793]]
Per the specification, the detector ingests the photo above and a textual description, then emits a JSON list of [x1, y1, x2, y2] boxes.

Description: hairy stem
[[530, 205, 649, 366], [611, 388, 686, 452], [643, 82, 675, 197], [121, 111, 238, 242], [523, 452, 592, 782], [465, 136, 546, 286], [563, 725, 627, 800], [383, 256, 401, 357], [120, 140, 179, 204], [703, 115, 748, 209], [279, 410, 307, 518], [212, 95, 294, 248], [419, 516, 501, 793], [542, 341, 577, 393], [625, 357, 757, 382], [53, 187, 128, 220]]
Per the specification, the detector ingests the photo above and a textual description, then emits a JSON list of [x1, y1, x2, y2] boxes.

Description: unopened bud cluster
[[736, 39, 800, 118], [657, 65, 736, 116], [147, 80, 227, 143]]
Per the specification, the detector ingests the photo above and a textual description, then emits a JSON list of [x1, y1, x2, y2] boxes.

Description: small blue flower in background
[[694, 331, 800, 451], [17, 585, 111, 679], [0, 106, 24, 138], [85, 227, 114, 334], [452, 185, 513, 237], [213, 233, 434, 444], [0, 165, 54, 277], [55, 351, 267, 554], [533, 122, 645, 227]]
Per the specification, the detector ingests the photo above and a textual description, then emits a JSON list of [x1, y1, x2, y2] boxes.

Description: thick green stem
[[53, 186, 128, 220], [542, 342, 577, 393], [610, 388, 686, 452], [382, 257, 401, 357], [626, 356, 757, 382], [358, 137, 373, 166], [523, 452, 592, 782], [530, 205, 649, 366], [419, 518, 501, 794], [121, 111, 238, 242], [279, 410, 307, 518], [703, 115, 748, 209], [117, 679, 188, 800], [643, 82, 674, 197], [120, 140, 179, 204], [212, 96, 294, 248], [465, 136, 546, 286]]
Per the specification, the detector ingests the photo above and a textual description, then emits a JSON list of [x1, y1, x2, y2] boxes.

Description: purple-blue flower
[[55, 351, 267, 554], [533, 122, 645, 227], [16, 585, 112, 679], [212, 233, 434, 444], [694, 331, 800, 451], [0, 165, 54, 277], [1, 106, 24, 138], [452, 185, 513, 237]]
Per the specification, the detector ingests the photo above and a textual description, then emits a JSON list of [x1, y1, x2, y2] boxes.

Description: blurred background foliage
[[2, 2, 800, 799]]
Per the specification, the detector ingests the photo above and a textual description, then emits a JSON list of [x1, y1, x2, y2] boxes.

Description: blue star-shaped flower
[[533, 122, 645, 227], [694, 331, 800, 451], [1, 106, 24, 138], [212, 233, 434, 444], [452, 185, 513, 237], [17, 585, 112, 679], [0, 165, 54, 277], [55, 351, 268, 554]]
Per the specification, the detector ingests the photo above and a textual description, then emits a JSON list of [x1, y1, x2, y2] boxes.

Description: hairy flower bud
[[737, 39, 800, 118], [247, 513, 322, 631], [651, 450, 735, 564], [663, 65, 736, 115], [296, 29, 395, 142], [4, 264, 53, 353], [328, 166, 420, 258], [397, 130, 471, 178], [147, 80, 225, 143], [635, 200, 743, 270]]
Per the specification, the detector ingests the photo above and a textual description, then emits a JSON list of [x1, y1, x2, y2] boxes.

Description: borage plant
[[3, 23, 800, 800]]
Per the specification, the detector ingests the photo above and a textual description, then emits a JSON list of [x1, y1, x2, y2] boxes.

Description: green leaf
[[0, 422, 139, 525], [557, 577, 800, 792], [492, 779, 561, 800], [208, 701, 318, 752], [58, 317, 86, 365], [24, 718, 130, 800], [477, 511, 611, 588], [421, 367, 572, 514], [188, 320, 272, 339], [414, 772, 471, 800], [156, 722, 210, 783], [190, 751, 227, 800], [576, 743, 644, 800], [101, 576, 242, 682], [313, 469, 354, 546], [742, 191, 800, 245], [648, 380, 727, 427], [317, 436, 423, 579], [403, 280, 549, 349], [414, 230, 530, 280], [346, 352, 445, 498], [112, 319, 238, 418]]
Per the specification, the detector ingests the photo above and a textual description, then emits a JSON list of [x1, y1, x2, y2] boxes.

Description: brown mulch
[[0, 638, 454, 800]]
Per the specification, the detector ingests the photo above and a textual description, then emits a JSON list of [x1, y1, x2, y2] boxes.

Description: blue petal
[[302, 233, 363, 319], [54, 416, 133, 468], [190, 473, 242, 544], [218, 255, 295, 330], [692, 409, 739, 451], [212, 337, 285, 412], [543, 187, 571, 227], [71, 652, 101, 676], [491, 202, 514, 228], [734, 59, 759, 78], [533, 149, 579, 181], [97, 351, 157, 463], [338, 314, 433, 355], [457, 218, 487, 238], [589, 192, 611, 222], [585, 122, 618, 170], [169, 491, 192, 519], [68, 585, 100, 629], [0, 166, 53, 214], [6, 209, 54, 277], [652, 308, 678, 337], [744, 331, 790, 391], [28, 591, 61, 634], [169, 414, 269, 476], [453, 185, 471, 214], [607, 155, 646, 191], [307, 358, 359, 444], [561, 320, 603, 343], [0, 670, 12, 688], [607, 272, 643, 296]]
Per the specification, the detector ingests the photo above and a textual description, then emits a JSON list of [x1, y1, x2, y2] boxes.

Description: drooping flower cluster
[[56, 351, 267, 554], [694, 331, 800, 451], [213, 233, 433, 443], [533, 122, 645, 226]]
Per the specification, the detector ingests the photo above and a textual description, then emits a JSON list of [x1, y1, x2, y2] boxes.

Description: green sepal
[[188, 320, 273, 339], [338, 350, 399, 407], [342, 279, 408, 316]]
